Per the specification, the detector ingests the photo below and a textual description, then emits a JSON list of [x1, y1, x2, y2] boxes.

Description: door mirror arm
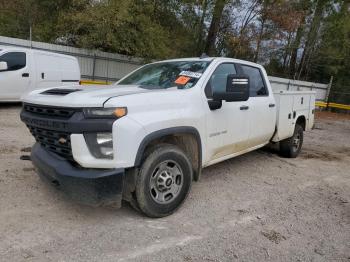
[[208, 99, 222, 110]]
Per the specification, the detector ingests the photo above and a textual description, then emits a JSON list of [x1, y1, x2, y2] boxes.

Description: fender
[[134, 126, 203, 180]]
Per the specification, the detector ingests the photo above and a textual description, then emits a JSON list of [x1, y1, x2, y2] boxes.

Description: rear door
[[204, 62, 251, 163], [0, 51, 30, 101], [35, 52, 65, 89], [238, 64, 276, 147], [60, 56, 80, 85]]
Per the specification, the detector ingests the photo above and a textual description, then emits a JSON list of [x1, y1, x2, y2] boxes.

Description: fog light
[[96, 133, 113, 145], [85, 132, 113, 159]]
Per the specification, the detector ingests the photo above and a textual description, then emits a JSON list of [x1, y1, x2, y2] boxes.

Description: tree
[[309, 0, 350, 103], [297, 0, 329, 79], [288, 0, 311, 78], [1, 0, 349, 105], [204, 0, 228, 56]]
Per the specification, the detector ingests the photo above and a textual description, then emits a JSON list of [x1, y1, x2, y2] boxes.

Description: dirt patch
[[23, 167, 35, 172], [1, 106, 350, 262], [0, 146, 17, 154], [300, 149, 342, 161], [316, 111, 350, 121], [336, 146, 350, 157], [21, 147, 32, 153], [261, 230, 286, 244]]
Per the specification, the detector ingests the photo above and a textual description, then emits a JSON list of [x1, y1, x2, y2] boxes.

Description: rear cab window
[[0, 52, 26, 71], [239, 65, 268, 97]]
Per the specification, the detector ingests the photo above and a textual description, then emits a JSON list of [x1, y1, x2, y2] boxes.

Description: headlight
[[83, 107, 127, 119], [85, 132, 113, 159]]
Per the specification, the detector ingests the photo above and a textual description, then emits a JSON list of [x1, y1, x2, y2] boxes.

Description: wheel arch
[[296, 115, 306, 131], [134, 126, 202, 181]]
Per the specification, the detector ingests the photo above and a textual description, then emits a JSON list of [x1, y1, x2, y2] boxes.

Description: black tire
[[279, 124, 304, 158], [135, 144, 193, 218]]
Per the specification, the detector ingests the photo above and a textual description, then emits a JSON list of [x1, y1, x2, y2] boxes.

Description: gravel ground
[[0, 105, 349, 262]]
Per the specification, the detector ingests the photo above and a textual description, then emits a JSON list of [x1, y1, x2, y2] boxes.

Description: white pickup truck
[[20, 57, 315, 217]]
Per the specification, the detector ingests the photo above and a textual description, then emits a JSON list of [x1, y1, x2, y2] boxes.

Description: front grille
[[23, 103, 79, 161], [28, 125, 74, 161], [24, 104, 77, 118]]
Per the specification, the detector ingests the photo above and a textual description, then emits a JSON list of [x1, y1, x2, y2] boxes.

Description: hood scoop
[[41, 88, 82, 96]]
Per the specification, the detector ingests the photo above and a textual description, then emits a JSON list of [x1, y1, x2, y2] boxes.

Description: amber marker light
[[114, 107, 127, 118]]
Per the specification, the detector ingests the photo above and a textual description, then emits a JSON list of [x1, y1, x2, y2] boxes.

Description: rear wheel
[[279, 124, 304, 158], [135, 144, 193, 217]]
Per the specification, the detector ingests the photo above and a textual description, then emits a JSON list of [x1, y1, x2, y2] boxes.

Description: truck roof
[[152, 57, 265, 70]]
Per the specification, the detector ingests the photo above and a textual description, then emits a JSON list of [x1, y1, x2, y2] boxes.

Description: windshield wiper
[[138, 84, 166, 90]]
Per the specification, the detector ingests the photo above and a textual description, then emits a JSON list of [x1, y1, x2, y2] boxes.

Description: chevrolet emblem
[[58, 137, 67, 144]]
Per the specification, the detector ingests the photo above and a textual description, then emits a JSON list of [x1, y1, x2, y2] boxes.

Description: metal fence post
[[326, 76, 333, 110], [92, 53, 96, 81]]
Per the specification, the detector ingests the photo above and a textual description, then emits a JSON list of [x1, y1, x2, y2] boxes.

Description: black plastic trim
[[41, 88, 82, 96], [134, 126, 202, 178], [84, 132, 113, 159], [21, 106, 115, 133], [61, 80, 80, 82], [31, 143, 124, 206]]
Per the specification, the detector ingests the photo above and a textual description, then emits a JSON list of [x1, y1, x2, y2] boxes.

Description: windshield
[[118, 60, 210, 89]]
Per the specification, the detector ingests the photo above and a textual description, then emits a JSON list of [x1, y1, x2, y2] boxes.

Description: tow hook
[[20, 147, 32, 161], [20, 155, 31, 161]]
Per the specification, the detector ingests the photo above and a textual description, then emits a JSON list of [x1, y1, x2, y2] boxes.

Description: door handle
[[240, 105, 249, 110], [22, 73, 29, 77], [269, 103, 275, 108]]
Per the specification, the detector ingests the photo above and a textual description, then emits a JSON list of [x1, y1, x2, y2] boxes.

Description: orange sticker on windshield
[[175, 76, 191, 85]]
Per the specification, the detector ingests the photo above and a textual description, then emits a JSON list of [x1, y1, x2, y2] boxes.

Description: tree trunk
[[254, 16, 266, 63], [197, 0, 209, 55], [297, 0, 327, 79], [289, 25, 304, 78], [282, 32, 293, 72], [204, 0, 227, 56]]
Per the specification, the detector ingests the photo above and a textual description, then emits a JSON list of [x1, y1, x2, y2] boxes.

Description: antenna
[[30, 26, 32, 49], [200, 53, 209, 59]]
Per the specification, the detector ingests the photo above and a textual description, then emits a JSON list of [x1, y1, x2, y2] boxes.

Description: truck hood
[[22, 84, 155, 107]]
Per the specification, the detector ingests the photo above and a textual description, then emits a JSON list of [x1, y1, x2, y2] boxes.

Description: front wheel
[[279, 124, 304, 158], [135, 144, 193, 218]]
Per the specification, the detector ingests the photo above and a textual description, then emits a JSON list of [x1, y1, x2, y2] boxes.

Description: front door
[[204, 62, 251, 164], [0, 51, 30, 101]]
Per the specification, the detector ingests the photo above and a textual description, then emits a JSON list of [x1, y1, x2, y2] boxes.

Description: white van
[[0, 47, 80, 102]]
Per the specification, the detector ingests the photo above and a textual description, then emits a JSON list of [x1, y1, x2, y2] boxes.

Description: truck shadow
[[0, 102, 22, 109], [34, 145, 285, 219], [201, 145, 281, 181]]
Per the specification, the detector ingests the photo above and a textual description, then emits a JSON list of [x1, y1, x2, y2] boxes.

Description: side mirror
[[0, 61, 8, 71], [213, 74, 249, 102]]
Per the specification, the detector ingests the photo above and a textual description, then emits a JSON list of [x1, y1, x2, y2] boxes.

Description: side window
[[205, 63, 236, 98], [240, 65, 268, 97], [0, 52, 26, 71]]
